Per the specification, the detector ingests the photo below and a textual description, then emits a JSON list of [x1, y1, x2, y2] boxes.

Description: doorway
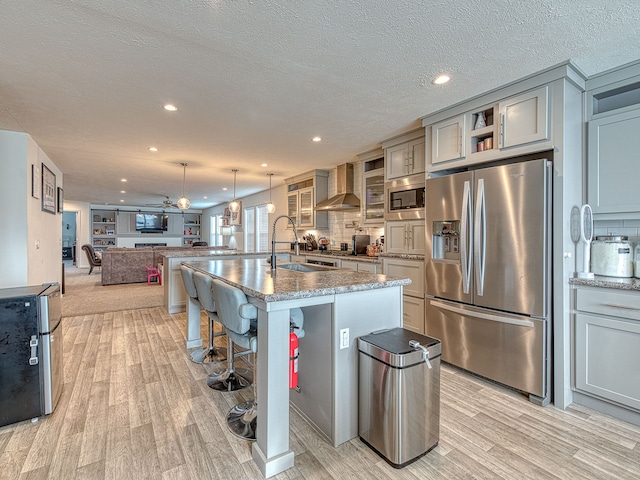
[[62, 211, 77, 264]]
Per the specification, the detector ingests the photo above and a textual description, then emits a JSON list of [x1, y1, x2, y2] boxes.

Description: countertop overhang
[[570, 275, 640, 291], [183, 258, 411, 303]]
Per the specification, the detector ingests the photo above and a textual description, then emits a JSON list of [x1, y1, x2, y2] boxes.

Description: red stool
[[146, 266, 161, 285]]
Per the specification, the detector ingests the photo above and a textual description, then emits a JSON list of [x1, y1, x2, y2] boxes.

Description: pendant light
[[176, 162, 191, 210], [229, 169, 240, 213], [265, 173, 276, 214]]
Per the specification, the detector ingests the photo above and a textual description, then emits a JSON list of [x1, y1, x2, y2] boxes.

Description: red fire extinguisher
[[289, 329, 299, 389]]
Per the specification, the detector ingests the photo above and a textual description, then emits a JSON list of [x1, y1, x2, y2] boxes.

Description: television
[[135, 213, 168, 232]]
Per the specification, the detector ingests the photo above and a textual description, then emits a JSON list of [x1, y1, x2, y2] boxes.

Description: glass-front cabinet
[[285, 170, 329, 229], [359, 150, 385, 224]]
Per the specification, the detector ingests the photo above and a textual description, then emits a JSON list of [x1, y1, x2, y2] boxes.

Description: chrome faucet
[[271, 215, 299, 269]]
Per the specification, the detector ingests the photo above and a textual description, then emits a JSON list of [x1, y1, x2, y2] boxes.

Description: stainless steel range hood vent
[[315, 163, 360, 211]]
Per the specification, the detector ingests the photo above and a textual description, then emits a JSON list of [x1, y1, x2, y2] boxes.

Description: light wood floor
[[1, 307, 639, 480]]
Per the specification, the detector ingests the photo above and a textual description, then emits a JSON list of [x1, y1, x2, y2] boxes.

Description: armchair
[[81, 244, 102, 275]]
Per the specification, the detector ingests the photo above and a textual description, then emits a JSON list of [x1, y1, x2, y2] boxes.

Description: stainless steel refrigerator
[[0, 284, 63, 427], [425, 156, 551, 405]]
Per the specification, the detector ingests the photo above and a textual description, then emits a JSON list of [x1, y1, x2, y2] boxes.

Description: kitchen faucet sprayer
[[271, 215, 299, 269]]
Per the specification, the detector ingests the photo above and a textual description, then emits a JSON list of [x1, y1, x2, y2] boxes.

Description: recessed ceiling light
[[164, 104, 177, 112], [261, 163, 268, 167], [121, 178, 127, 182], [432, 74, 451, 85], [120, 190, 126, 194], [222, 187, 228, 191], [120, 199, 124, 203], [312, 136, 322, 142], [149, 147, 158, 152], [203, 196, 208, 199]]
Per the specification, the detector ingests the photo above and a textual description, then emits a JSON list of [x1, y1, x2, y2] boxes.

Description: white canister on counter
[[591, 236, 633, 277]]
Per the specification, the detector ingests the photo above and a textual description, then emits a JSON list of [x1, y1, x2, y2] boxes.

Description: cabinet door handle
[[602, 303, 640, 311], [499, 114, 505, 148]]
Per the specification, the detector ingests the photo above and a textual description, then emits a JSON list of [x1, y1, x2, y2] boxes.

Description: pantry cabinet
[[385, 220, 425, 255], [573, 286, 640, 412]]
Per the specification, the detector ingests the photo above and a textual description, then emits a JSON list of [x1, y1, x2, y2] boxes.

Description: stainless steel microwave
[[384, 173, 425, 220]]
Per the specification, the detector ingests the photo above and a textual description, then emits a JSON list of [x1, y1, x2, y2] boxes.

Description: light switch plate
[[339, 328, 349, 349]]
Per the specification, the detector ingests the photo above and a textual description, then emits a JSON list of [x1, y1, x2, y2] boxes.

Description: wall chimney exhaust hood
[[316, 163, 360, 211]]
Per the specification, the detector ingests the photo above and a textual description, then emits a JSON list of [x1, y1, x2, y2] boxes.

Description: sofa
[[101, 245, 230, 285]]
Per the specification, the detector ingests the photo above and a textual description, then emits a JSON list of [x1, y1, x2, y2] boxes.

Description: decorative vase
[[475, 112, 486, 130]]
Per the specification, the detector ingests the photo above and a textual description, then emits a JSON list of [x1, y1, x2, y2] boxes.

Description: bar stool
[[180, 265, 225, 364], [226, 306, 305, 441], [211, 279, 305, 440], [192, 271, 227, 364], [146, 266, 161, 285], [206, 279, 257, 394]]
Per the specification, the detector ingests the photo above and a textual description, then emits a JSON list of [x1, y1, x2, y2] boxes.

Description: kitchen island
[[158, 249, 290, 318], [183, 258, 410, 478]]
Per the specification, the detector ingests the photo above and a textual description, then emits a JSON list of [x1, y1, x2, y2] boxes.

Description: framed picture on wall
[[32, 164, 40, 199], [41, 163, 56, 214], [57, 187, 64, 213]]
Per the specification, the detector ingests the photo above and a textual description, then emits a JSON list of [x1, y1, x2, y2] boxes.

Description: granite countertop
[[378, 252, 425, 261], [570, 275, 640, 291], [183, 258, 411, 302], [303, 251, 382, 263], [158, 249, 265, 259]]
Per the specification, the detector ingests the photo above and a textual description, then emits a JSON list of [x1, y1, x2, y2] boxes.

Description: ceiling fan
[[144, 162, 191, 210], [144, 195, 180, 209]]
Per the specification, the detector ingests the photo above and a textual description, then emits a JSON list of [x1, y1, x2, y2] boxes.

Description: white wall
[[0, 130, 63, 288], [0, 131, 29, 286]]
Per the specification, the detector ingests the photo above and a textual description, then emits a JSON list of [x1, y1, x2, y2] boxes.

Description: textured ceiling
[[1, 0, 640, 209]]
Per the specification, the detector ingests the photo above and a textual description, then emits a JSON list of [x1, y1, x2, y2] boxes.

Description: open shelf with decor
[[468, 106, 497, 155]]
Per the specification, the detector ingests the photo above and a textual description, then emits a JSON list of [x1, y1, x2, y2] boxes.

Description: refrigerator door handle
[[430, 299, 535, 328], [474, 178, 486, 296], [461, 180, 472, 294]]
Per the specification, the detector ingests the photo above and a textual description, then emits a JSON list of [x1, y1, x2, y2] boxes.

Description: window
[[243, 205, 269, 252], [210, 214, 225, 246]]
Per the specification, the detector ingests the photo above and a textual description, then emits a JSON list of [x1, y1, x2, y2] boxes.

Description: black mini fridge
[[0, 284, 63, 427]]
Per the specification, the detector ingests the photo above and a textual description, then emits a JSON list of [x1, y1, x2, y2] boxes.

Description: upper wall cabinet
[[381, 129, 425, 180], [588, 109, 640, 215], [586, 61, 640, 217], [499, 86, 549, 149], [423, 82, 556, 172], [431, 115, 465, 165], [285, 170, 329, 229], [358, 148, 385, 225]]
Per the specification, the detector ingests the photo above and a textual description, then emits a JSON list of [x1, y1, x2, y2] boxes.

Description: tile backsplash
[[298, 161, 385, 249], [594, 219, 640, 244]]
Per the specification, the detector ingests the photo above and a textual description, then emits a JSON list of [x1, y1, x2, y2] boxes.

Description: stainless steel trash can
[[358, 327, 441, 468]]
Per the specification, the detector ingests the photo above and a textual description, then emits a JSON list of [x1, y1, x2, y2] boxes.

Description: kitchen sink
[[277, 263, 337, 273]]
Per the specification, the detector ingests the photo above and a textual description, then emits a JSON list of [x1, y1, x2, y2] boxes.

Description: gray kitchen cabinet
[[383, 257, 425, 333], [385, 220, 425, 255], [587, 108, 640, 215], [382, 129, 425, 180], [285, 170, 329, 229], [431, 114, 465, 165], [340, 260, 378, 274], [359, 149, 385, 225], [402, 295, 425, 334], [498, 86, 549, 149], [574, 286, 640, 412]]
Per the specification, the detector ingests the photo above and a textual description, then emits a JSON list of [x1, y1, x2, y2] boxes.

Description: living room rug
[[62, 263, 164, 317]]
